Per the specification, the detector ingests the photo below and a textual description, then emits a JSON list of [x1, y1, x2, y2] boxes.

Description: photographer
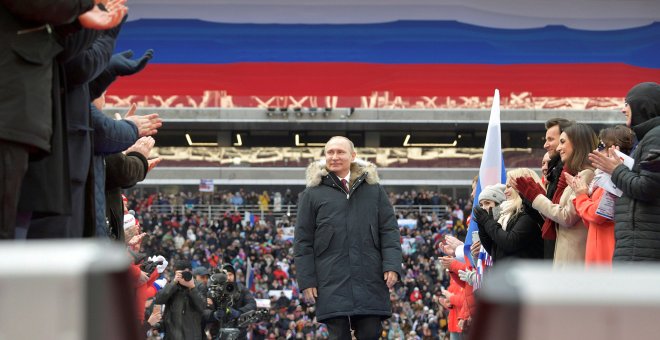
[[207, 264, 257, 340], [154, 260, 206, 340]]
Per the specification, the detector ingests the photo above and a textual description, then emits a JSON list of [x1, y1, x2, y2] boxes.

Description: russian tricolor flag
[[106, 0, 660, 102], [463, 89, 507, 288]]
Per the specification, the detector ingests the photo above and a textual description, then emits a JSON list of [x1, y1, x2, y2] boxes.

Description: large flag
[[463, 89, 507, 288], [107, 0, 660, 106]]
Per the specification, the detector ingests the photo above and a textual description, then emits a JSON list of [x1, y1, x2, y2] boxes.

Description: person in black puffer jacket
[[474, 169, 544, 263], [590, 82, 660, 261]]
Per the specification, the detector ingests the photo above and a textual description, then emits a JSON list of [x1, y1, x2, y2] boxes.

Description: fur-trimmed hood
[[305, 158, 380, 187]]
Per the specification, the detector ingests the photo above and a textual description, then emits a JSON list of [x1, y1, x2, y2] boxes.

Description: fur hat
[[478, 184, 506, 205]]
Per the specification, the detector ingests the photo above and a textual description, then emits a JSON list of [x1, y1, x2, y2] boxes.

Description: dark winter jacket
[[0, 0, 93, 152], [477, 210, 544, 262], [206, 282, 257, 340], [612, 82, 660, 261], [294, 159, 403, 322], [154, 281, 206, 340], [105, 151, 147, 241], [92, 104, 138, 237]]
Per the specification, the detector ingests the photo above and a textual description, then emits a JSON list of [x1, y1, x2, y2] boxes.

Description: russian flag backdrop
[[108, 0, 660, 104]]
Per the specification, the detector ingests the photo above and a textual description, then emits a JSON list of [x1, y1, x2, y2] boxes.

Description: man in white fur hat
[[294, 136, 402, 339]]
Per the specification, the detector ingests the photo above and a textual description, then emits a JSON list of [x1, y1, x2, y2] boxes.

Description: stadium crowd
[[2, 1, 660, 339], [126, 188, 467, 339]]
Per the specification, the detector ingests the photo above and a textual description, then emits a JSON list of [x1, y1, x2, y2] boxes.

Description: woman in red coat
[[568, 125, 635, 267]]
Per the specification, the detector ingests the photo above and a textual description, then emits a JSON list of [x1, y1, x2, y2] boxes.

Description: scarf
[[541, 168, 570, 240]]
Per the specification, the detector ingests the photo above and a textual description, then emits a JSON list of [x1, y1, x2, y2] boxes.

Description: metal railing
[[147, 204, 449, 222]]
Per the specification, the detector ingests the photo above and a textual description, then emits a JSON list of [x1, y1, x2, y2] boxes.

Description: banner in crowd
[[268, 290, 293, 300], [199, 179, 214, 192], [397, 219, 417, 229]]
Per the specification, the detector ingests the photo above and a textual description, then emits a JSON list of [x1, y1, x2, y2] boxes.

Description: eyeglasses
[[597, 141, 607, 151]]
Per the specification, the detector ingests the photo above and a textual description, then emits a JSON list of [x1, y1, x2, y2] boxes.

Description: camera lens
[[182, 271, 193, 281]]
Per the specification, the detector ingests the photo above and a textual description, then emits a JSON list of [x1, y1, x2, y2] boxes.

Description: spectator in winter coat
[[569, 125, 634, 267], [590, 82, 660, 261]]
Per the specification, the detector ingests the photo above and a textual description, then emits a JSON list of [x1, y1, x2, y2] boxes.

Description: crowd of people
[[430, 82, 660, 339], [127, 191, 466, 339], [2, 2, 659, 340]]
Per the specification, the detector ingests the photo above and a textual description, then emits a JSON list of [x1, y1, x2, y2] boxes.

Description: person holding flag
[[460, 89, 507, 288], [473, 170, 544, 263]]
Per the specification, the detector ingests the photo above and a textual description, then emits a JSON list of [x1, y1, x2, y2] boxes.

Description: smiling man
[[294, 136, 402, 339]]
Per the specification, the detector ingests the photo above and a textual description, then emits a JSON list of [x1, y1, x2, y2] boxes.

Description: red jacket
[[574, 188, 615, 267], [135, 269, 159, 323], [446, 260, 465, 333]]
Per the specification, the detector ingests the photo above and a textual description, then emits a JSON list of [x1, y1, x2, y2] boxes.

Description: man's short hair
[[544, 118, 574, 133], [324, 136, 355, 153], [173, 260, 191, 271]]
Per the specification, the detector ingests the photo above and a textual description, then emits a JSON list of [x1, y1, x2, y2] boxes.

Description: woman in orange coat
[[567, 125, 635, 267]]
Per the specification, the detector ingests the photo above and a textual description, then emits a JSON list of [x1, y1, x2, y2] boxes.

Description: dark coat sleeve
[[293, 190, 317, 291], [377, 185, 403, 279], [612, 131, 660, 201], [477, 221, 495, 255], [1, 0, 94, 25], [63, 15, 124, 86], [105, 152, 147, 189], [91, 104, 138, 155], [187, 285, 207, 313], [237, 288, 257, 314], [154, 282, 180, 305], [482, 214, 540, 254]]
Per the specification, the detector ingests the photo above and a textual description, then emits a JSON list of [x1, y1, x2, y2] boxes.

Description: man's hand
[[125, 136, 155, 159], [78, 0, 127, 30], [303, 288, 317, 304], [384, 271, 398, 289], [179, 275, 195, 289], [207, 298, 213, 307], [119, 104, 163, 137], [147, 157, 161, 172], [589, 147, 624, 175]]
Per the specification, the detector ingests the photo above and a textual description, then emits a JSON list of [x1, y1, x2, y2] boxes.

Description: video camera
[[208, 268, 240, 308]]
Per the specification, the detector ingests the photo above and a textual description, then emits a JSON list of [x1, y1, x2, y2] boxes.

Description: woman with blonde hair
[[473, 168, 544, 263], [514, 123, 598, 268]]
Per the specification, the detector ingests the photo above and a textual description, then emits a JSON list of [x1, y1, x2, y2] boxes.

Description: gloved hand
[[213, 308, 241, 321], [472, 206, 494, 228], [458, 269, 476, 286], [640, 149, 660, 172], [515, 177, 546, 202], [228, 308, 241, 320], [148, 255, 168, 274], [110, 49, 154, 77]]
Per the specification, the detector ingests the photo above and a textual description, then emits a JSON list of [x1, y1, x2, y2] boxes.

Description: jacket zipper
[[330, 175, 365, 200]]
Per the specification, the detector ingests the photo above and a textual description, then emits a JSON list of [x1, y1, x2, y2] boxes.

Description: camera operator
[[154, 260, 206, 340], [207, 264, 257, 340]]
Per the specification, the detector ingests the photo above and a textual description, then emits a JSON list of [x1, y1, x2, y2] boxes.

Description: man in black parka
[[590, 82, 660, 261], [294, 136, 402, 339]]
